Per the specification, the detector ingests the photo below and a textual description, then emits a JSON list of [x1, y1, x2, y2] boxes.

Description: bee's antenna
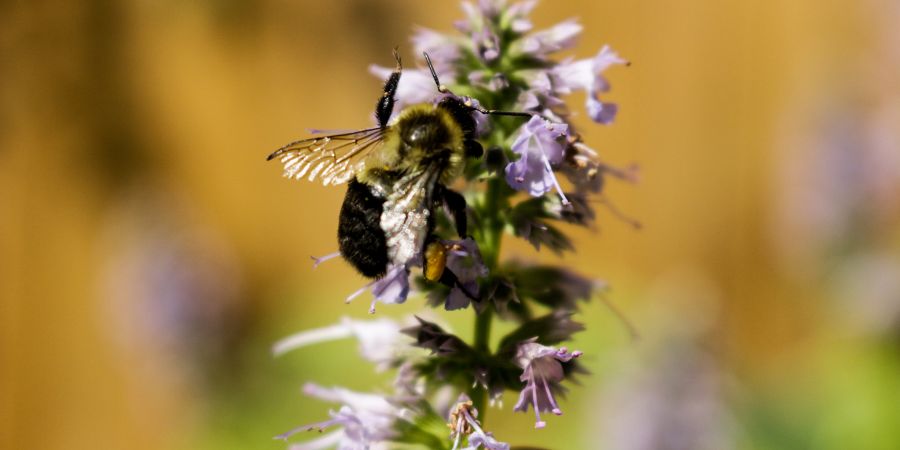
[[423, 52, 449, 94], [392, 46, 402, 71], [474, 108, 535, 118], [424, 51, 532, 119], [464, 99, 535, 118]]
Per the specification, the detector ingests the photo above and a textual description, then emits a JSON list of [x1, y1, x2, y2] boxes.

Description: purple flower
[[513, 339, 582, 429], [464, 432, 509, 450], [514, 69, 568, 122], [473, 27, 501, 63], [412, 26, 461, 73], [310, 250, 341, 268], [276, 383, 403, 449], [594, 300, 730, 450], [475, 0, 504, 20], [424, 238, 488, 311], [456, 0, 537, 35], [504, 116, 570, 204], [455, 0, 500, 33], [513, 19, 582, 56], [443, 238, 488, 311], [502, 0, 537, 33], [562, 141, 639, 194], [345, 264, 411, 314], [467, 70, 510, 92], [561, 142, 604, 193], [448, 395, 510, 450], [370, 265, 411, 309], [553, 45, 627, 124]]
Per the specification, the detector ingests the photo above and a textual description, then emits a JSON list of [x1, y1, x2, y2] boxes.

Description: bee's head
[[388, 105, 465, 172], [400, 116, 451, 152], [436, 95, 478, 139], [375, 104, 466, 182]]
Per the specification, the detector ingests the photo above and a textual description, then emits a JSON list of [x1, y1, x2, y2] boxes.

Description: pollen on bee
[[423, 242, 448, 282]]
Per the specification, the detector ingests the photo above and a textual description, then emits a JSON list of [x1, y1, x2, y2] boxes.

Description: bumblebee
[[267, 50, 528, 295]]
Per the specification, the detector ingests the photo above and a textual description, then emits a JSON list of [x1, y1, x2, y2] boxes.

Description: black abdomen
[[338, 179, 389, 278]]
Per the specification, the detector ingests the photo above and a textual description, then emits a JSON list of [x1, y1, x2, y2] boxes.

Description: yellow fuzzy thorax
[[359, 103, 466, 186]]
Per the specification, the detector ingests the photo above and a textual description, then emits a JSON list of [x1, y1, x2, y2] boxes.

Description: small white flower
[[277, 384, 405, 450], [273, 316, 411, 370]]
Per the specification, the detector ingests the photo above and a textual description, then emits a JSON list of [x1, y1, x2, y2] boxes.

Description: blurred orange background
[[2, 0, 898, 449]]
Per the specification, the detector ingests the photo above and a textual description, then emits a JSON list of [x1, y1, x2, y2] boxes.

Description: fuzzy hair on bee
[[267, 49, 531, 298]]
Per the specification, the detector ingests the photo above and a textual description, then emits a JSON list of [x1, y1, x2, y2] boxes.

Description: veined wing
[[266, 127, 386, 186], [380, 165, 442, 266]]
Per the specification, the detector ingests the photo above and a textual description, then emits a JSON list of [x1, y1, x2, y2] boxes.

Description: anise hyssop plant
[[268, 1, 633, 448]]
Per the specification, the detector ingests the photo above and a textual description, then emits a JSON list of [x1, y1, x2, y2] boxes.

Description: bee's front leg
[[437, 268, 479, 301], [464, 139, 483, 158], [375, 48, 403, 128], [435, 184, 468, 238]]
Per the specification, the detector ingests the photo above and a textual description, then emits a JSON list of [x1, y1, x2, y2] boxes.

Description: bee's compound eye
[[403, 121, 446, 149], [409, 127, 427, 144]]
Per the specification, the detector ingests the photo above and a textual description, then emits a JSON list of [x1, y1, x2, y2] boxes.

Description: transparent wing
[[266, 127, 386, 186], [380, 165, 443, 266]]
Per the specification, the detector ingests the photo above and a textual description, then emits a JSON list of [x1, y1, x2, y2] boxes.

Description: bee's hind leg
[[423, 239, 480, 301], [438, 269, 480, 301], [435, 185, 468, 238]]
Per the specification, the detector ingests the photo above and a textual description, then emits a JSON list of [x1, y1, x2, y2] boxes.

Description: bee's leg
[[375, 48, 403, 128], [423, 240, 479, 301], [438, 269, 479, 301], [464, 139, 483, 158], [435, 184, 468, 238], [423, 239, 448, 283]]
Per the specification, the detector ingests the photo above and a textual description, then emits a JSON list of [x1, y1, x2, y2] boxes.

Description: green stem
[[471, 307, 493, 418], [469, 176, 506, 421], [480, 177, 505, 268], [473, 307, 493, 353]]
